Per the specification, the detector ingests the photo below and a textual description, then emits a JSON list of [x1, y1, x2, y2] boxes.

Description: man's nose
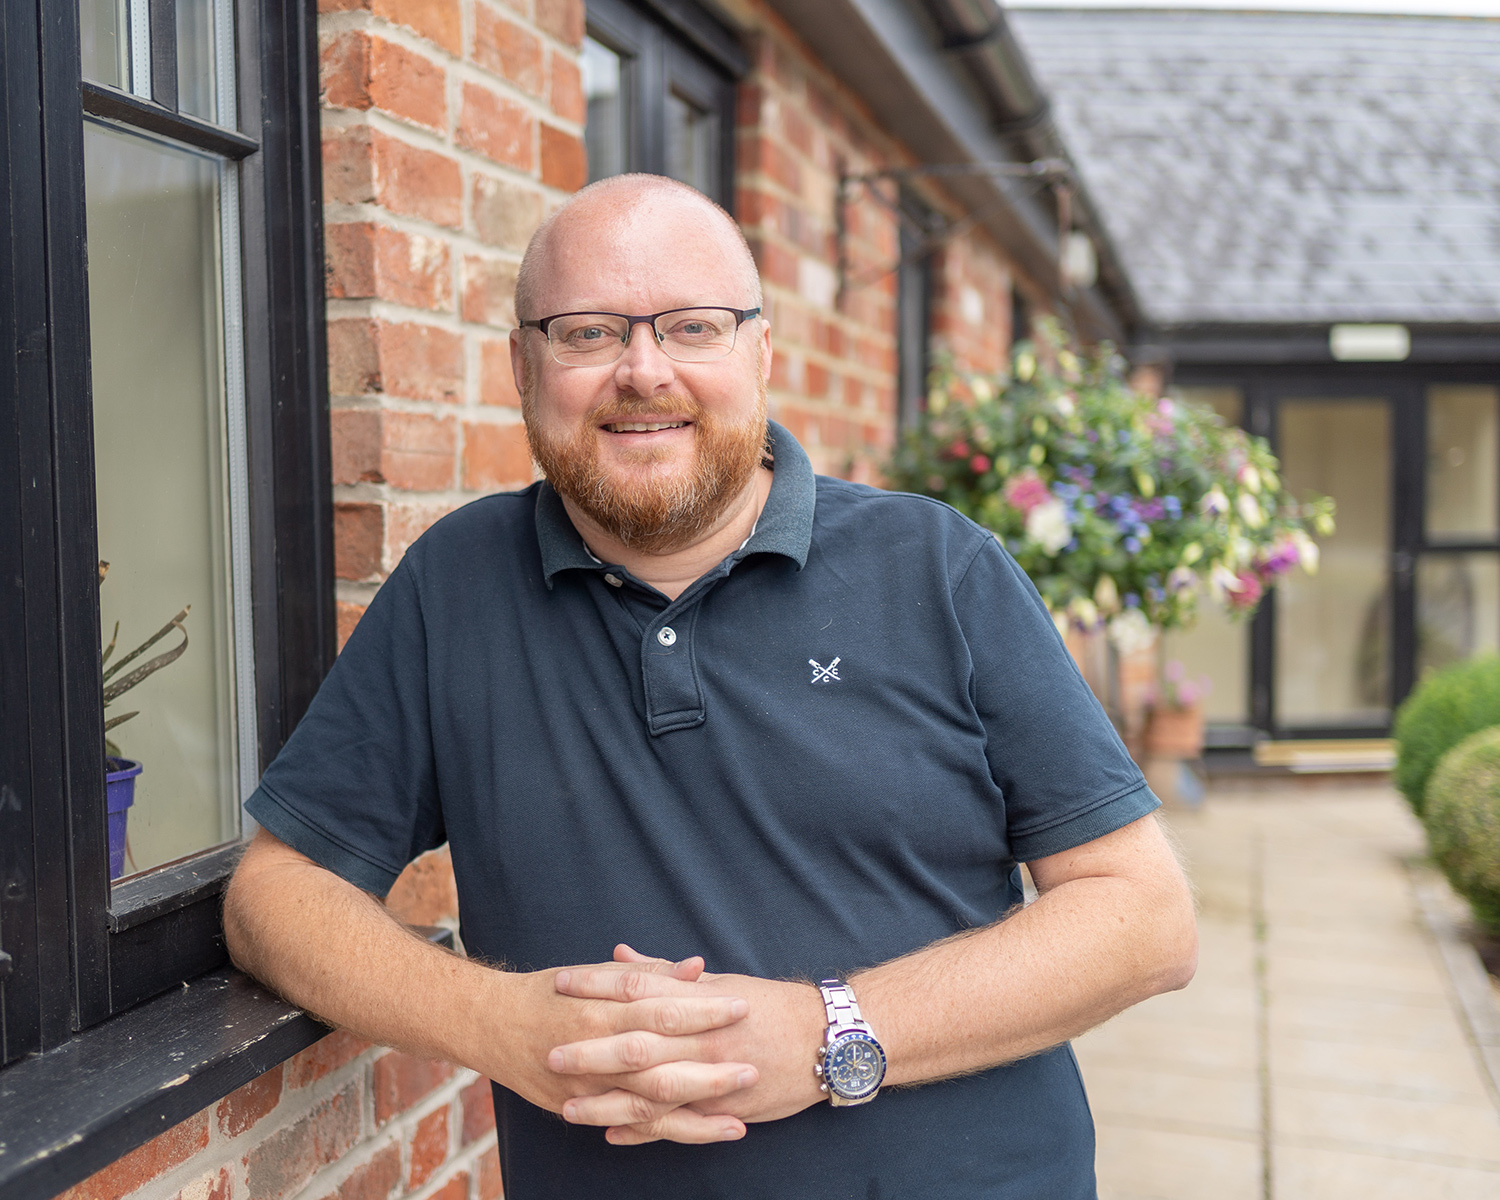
[[612, 320, 676, 392]]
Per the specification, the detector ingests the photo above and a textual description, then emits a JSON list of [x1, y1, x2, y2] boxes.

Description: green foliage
[[1394, 653, 1500, 818], [887, 320, 1333, 640], [1424, 725, 1500, 934]]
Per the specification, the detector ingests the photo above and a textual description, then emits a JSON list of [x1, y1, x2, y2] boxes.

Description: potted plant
[[99, 560, 190, 879], [1144, 661, 1210, 759]]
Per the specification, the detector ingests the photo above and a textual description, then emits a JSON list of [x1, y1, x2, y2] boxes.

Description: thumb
[[614, 943, 705, 981]]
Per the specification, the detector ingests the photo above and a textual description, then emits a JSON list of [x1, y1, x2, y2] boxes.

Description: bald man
[[226, 174, 1196, 1199]]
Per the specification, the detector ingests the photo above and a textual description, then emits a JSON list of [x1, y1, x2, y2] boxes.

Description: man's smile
[[601, 420, 692, 433]]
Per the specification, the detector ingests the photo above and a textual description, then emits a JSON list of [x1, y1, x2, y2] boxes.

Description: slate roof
[[1007, 8, 1500, 327]]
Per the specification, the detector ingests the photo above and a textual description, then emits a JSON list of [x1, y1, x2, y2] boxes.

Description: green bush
[[1424, 725, 1500, 934], [1393, 654, 1500, 818]]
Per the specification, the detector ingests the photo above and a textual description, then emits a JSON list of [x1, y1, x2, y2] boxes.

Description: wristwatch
[[814, 979, 887, 1106]]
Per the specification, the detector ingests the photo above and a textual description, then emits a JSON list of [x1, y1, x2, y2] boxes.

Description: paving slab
[[1076, 783, 1500, 1198]]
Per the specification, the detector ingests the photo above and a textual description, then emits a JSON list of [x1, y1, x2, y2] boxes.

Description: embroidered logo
[[809, 657, 841, 684]]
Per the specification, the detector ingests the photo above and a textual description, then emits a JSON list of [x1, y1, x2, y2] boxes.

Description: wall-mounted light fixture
[[1329, 324, 1410, 362]]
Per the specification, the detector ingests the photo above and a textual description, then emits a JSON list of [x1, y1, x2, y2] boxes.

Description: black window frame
[[584, 0, 745, 208], [1, 0, 331, 1065]]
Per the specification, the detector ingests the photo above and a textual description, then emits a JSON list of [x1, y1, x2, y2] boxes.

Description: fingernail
[[555, 971, 571, 989], [730, 999, 748, 1018], [736, 1069, 756, 1088], [719, 1125, 742, 1141], [562, 1102, 577, 1122], [547, 1050, 565, 1071]]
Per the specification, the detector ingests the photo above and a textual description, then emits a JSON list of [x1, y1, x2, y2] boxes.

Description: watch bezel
[[822, 1029, 887, 1102]]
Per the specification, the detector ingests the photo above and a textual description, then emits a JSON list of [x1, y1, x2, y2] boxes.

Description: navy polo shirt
[[247, 421, 1158, 1200]]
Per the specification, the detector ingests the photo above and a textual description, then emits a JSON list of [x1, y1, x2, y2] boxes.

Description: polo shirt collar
[[536, 419, 815, 587]]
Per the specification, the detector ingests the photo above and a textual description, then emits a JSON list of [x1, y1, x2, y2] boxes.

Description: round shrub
[[1393, 654, 1500, 818], [1425, 725, 1500, 935]]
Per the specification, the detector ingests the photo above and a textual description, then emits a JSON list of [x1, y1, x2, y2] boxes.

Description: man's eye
[[564, 325, 612, 344]]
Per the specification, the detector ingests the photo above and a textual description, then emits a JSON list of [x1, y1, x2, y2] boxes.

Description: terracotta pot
[[1144, 704, 1205, 758]]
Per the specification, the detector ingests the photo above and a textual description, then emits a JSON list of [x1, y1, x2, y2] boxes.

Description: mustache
[[588, 393, 702, 423]]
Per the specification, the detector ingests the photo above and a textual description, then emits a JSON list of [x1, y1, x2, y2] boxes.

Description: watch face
[[825, 1032, 887, 1100]]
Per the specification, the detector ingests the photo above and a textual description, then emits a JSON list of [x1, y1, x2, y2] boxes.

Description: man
[[226, 173, 1196, 1198]]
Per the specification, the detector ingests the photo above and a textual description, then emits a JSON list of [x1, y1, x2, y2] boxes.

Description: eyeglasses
[[520, 306, 761, 367]]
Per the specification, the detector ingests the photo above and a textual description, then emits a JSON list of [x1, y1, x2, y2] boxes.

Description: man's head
[[510, 175, 771, 555]]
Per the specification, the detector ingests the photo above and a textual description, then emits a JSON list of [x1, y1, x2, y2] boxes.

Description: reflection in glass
[[1418, 553, 1500, 678], [666, 90, 717, 197], [1275, 399, 1391, 729], [176, 0, 218, 123], [582, 37, 628, 183], [80, 0, 129, 88], [1162, 387, 1248, 724], [1427, 385, 1498, 541], [86, 122, 239, 876]]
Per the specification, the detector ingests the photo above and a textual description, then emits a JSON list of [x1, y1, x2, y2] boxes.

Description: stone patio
[[1078, 783, 1500, 1199]]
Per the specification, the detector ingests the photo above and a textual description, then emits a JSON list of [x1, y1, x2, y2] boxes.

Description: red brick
[[429, 1174, 470, 1200], [382, 411, 458, 490], [549, 52, 584, 123], [474, 4, 544, 96], [472, 174, 543, 252], [480, 338, 523, 407], [369, 37, 447, 131], [539, 124, 585, 191], [462, 421, 532, 490], [287, 1029, 374, 1089], [335, 502, 384, 579], [371, 130, 463, 228], [326, 0, 460, 56], [336, 601, 367, 651], [460, 1077, 496, 1144], [461, 256, 519, 329], [373, 1052, 456, 1125], [376, 227, 453, 310], [56, 1114, 210, 1200], [317, 1145, 401, 1200], [457, 84, 534, 170], [325, 223, 377, 299], [171, 1166, 231, 1200], [327, 319, 380, 396], [218, 1064, 284, 1137], [380, 321, 465, 402], [806, 361, 830, 399], [386, 501, 457, 565], [323, 126, 375, 204], [782, 105, 814, 156], [408, 1107, 450, 1188], [331, 408, 381, 483], [477, 1151, 503, 1200], [535, 0, 584, 46], [320, 32, 373, 111], [243, 1083, 362, 1200], [386, 845, 459, 923]]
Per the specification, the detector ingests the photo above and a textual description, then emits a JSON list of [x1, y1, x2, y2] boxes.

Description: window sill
[[0, 927, 452, 1200]]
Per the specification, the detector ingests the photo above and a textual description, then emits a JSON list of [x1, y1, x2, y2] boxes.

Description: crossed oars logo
[[809, 657, 841, 684]]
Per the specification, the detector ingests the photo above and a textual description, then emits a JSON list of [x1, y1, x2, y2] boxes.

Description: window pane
[[86, 122, 240, 878], [665, 90, 717, 197], [176, 0, 219, 123], [1418, 553, 1500, 678], [583, 36, 628, 183], [1275, 398, 1391, 729], [79, 0, 128, 89], [1427, 384, 1498, 541], [1162, 603, 1249, 724]]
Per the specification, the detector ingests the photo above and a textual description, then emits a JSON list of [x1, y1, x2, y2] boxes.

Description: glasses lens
[[656, 309, 740, 362], [549, 313, 629, 364]]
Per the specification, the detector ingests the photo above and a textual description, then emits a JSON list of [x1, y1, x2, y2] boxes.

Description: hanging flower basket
[[105, 756, 142, 879]]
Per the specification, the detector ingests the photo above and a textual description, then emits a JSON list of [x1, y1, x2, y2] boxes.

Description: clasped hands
[[513, 944, 826, 1146]]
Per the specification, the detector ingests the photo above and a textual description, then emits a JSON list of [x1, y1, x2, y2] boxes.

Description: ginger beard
[[521, 354, 769, 556]]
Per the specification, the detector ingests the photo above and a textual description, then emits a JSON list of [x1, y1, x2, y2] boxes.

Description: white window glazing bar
[[128, 0, 152, 98]]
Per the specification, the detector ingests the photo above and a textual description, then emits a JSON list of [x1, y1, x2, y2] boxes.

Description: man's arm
[[551, 813, 1196, 1140], [224, 828, 760, 1142]]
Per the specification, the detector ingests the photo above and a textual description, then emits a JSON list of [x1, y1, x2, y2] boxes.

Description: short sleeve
[[245, 559, 444, 896], [953, 536, 1160, 862]]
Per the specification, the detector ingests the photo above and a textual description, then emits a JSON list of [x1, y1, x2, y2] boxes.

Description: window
[[896, 188, 937, 433], [581, 0, 745, 208], [1, 0, 329, 1063]]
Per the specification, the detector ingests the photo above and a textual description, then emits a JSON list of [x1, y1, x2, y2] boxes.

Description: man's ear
[[509, 328, 530, 397], [757, 319, 773, 384]]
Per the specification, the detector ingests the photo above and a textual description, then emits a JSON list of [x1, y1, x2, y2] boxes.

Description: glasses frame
[[521, 305, 762, 366]]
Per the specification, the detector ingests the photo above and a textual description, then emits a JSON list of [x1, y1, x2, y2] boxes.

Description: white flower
[[1201, 487, 1230, 517], [1293, 530, 1320, 574], [1025, 499, 1073, 555], [1168, 566, 1198, 593], [1107, 609, 1155, 656], [1236, 491, 1265, 529], [1094, 574, 1120, 614], [1209, 562, 1244, 601]]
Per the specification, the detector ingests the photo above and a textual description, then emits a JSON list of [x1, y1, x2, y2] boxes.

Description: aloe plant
[[98, 560, 190, 760]]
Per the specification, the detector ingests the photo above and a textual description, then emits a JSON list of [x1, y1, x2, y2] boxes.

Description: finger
[[548, 1003, 746, 1074], [554, 966, 725, 1004], [607, 1110, 747, 1146], [561, 1063, 756, 1125], [614, 943, 705, 981]]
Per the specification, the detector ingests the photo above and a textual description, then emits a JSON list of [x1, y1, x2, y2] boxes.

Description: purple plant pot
[[105, 756, 142, 880]]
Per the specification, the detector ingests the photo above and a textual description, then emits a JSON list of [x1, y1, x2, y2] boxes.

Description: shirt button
[[657, 626, 677, 647], [604, 573, 623, 587]]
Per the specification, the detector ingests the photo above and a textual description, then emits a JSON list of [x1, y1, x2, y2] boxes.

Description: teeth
[[604, 421, 687, 432]]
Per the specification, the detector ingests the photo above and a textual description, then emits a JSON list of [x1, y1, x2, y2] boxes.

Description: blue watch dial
[[825, 1031, 886, 1099]]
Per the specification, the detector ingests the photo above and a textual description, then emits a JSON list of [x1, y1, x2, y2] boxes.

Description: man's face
[[512, 193, 772, 554]]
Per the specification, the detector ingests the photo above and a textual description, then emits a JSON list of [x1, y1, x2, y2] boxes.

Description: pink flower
[[1003, 469, 1052, 515], [1226, 570, 1263, 610], [947, 439, 971, 460], [970, 454, 992, 474]]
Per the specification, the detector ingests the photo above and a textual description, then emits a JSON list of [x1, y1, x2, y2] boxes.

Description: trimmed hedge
[[1425, 726, 1500, 935], [1393, 654, 1500, 818]]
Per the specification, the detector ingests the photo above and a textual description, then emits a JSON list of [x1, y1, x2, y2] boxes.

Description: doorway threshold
[[1252, 738, 1396, 773]]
